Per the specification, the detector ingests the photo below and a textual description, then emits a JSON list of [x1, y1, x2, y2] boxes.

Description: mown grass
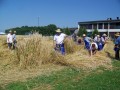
[[2, 60, 120, 90]]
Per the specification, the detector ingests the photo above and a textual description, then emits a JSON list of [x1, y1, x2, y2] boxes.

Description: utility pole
[[38, 16, 39, 27], [108, 23, 110, 37]]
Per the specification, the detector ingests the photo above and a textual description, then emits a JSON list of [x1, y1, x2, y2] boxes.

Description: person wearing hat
[[13, 31, 17, 49], [7, 30, 13, 49], [94, 35, 101, 44], [115, 33, 120, 44], [94, 35, 103, 51], [90, 40, 98, 56], [83, 34, 92, 56], [94, 34, 98, 43], [101, 33, 107, 48], [83, 34, 92, 49], [53, 29, 67, 55], [114, 33, 120, 60]]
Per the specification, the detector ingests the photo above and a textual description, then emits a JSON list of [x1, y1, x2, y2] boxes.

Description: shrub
[[64, 27, 71, 35], [78, 27, 87, 37], [92, 29, 99, 37]]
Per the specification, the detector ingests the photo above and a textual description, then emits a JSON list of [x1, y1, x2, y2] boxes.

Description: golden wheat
[[15, 33, 68, 69], [0, 35, 115, 84]]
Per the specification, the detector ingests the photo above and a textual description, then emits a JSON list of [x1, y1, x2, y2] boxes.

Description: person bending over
[[90, 42, 98, 56]]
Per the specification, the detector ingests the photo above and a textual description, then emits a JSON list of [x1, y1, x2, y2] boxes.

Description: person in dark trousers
[[101, 33, 107, 48], [114, 44, 119, 60], [114, 33, 120, 60], [13, 31, 17, 49]]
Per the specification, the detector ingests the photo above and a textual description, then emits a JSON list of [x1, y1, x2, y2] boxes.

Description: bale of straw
[[15, 33, 68, 69], [64, 38, 83, 54]]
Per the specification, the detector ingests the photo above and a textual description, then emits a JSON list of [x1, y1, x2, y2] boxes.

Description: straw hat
[[102, 33, 107, 37], [83, 34, 86, 37], [115, 33, 120, 36], [56, 29, 61, 33], [97, 35, 100, 37]]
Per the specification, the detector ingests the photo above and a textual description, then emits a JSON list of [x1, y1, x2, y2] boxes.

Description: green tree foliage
[[92, 29, 99, 37], [64, 27, 71, 35], [5, 24, 57, 36], [77, 27, 87, 37], [47, 24, 57, 35]]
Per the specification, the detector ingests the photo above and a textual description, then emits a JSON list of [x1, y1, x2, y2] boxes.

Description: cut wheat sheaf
[[0, 34, 113, 70]]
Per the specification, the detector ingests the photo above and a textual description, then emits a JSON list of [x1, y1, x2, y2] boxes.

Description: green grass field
[[1, 60, 119, 90]]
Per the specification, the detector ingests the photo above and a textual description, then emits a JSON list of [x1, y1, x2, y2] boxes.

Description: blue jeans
[[55, 43, 65, 55]]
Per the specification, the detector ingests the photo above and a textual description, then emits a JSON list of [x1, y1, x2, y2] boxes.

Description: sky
[[0, 0, 120, 32]]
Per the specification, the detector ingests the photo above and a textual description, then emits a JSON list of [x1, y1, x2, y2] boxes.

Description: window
[[93, 24, 97, 29], [98, 23, 102, 29], [104, 23, 108, 29]]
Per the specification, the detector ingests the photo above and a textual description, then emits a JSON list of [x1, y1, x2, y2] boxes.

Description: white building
[[78, 18, 120, 37]]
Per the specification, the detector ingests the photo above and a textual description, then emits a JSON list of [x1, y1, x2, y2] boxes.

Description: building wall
[[78, 21, 120, 37], [79, 22, 120, 30]]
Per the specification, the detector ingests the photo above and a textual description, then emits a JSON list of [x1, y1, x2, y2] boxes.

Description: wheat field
[[0, 34, 115, 84]]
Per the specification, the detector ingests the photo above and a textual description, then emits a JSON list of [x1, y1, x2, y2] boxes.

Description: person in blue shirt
[[114, 33, 120, 60], [95, 35, 103, 51], [83, 34, 92, 56]]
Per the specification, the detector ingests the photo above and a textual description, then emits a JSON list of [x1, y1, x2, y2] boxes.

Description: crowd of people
[[7, 30, 17, 50], [82, 33, 108, 56], [5, 29, 120, 60], [53, 29, 108, 57]]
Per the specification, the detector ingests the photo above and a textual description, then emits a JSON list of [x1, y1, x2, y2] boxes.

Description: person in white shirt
[[7, 30, 13, 49], [53, 29, 67, 55], [101, 33, 107, 48], [94, 35, 100, 43], [13, 31, 17, 49], [94, 34, 97, 42]]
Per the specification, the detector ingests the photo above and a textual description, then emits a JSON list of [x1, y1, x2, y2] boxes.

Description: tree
[[5, 24, 58, 36], [77, 27, 87, 37], [47, 24, 57, 36], [92, 29, 99, 37], [64, 27, 71, 35]]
